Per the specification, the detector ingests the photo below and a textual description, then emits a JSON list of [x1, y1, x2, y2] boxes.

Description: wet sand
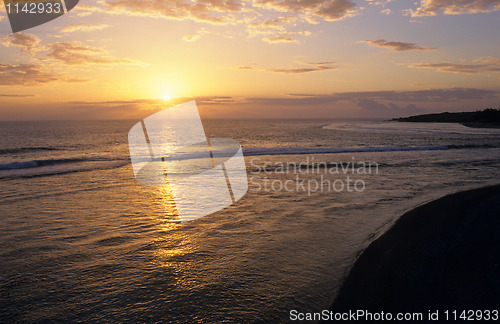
[[329, 184, 500, 315]]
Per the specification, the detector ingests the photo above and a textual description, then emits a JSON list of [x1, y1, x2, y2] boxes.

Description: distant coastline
[[392, 108, 500, 128]]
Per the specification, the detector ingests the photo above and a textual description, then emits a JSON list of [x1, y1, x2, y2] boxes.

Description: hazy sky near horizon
[[0, 0, 499, 119]]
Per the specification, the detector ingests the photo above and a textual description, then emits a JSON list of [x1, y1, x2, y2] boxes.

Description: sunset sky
[[0, 0, 499, 119]]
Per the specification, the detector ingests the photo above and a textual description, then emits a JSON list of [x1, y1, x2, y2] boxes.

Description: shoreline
[[389, 121, 500, 129], [328, 183, 500, 315], [461, 122, 500, 129]]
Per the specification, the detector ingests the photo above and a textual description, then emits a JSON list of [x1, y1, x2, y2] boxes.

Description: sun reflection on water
[[148, 185, 199, 287], [153, 185, 180, 225]]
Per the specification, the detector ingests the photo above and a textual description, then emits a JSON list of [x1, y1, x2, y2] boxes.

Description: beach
[[329, 183, 500, 317]]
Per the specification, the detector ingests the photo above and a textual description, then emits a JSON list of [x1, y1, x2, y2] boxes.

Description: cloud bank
[[0, 33, 144, 86], [44, 42, 140, 65], [0, 64, 84, 86], [102, 0, 358, 43], [361, 39, 435, 51], [239, 61, 337, 73], [410, 57, 500, 74], [410, 0, 500, 16], [1, 33, 41, 54]]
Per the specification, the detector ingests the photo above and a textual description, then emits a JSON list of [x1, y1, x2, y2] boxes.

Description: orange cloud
[[0, 94, 34, 97], [73, 4, 104, 17], [104, 0, 244, 24], [239, 62, 337, 73], [409, 0, 500, 16], [101, 0, 357, 43], [0, 64, 85, 86], [1, 33, 141, 66], [182, 34, 201, 42], [247, 16, 297, 35], [61, 24, 110, 33], [409, 57, 500, 74], [43, 42, 140, 65], [262, 36, 296, 43], [410, 63, 500, 74], [1, 33, 41, 54], [361, 39, 436, 51], [253, 0, 358, 22], [246, 16, 313, 43]]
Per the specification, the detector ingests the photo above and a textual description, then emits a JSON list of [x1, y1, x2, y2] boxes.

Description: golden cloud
[[182, 34, 201, 42], [0, 64, 85, 86], [100, 0, 358, 43], [360, 39, 436, 51], [104, 0, 244, 24], [239, 61, 337, 73], [262, 36, 296, 43], [61, 24, 110, 33], [1, 33, 41, 54], [43, 42, 141, 65], [252, 0, 357, 22], [410, 57, 500, 74], [409, 0, 500, 16]]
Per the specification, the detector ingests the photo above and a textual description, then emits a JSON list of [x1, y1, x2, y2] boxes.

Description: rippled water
[[1, 120, 499, 322]]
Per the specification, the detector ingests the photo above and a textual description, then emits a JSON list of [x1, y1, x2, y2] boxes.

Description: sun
[[162, 94, 172, 101]]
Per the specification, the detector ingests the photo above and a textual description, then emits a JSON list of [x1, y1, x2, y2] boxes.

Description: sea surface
[[1, 119, 499, 322]]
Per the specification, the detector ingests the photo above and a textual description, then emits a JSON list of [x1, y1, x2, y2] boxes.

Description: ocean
[[1, 119, 499, 322]]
